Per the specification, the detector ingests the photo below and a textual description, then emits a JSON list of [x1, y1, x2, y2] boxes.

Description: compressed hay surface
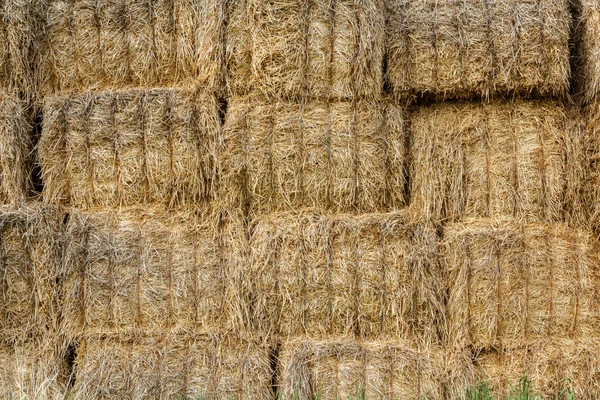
[[278, 338, 445, 400], [0, 90, 30, 204], [72, 332, 272, 400], [0, 341, 67, 400], [0, 204, 62, 343], [586, 102, 600, 232], [250, 210, 444, 343], [222, 95, 405, 217], [41, 0, 224, 96], [227, 0, 384, 100], [386, 0, 571, 100], [445, 218, 600, 349], [61, 205, 247, 340], [472, 339, 600, 399], [40, 88, 220, 209], [410, 100, 586, 225], [574, 0, 600, 103]]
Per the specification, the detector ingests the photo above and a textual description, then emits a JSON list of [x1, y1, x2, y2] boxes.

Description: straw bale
[[278, 338, 445, 400], [222, 95, 406, 217], [226, 0, 384, 100], [471, 339, 600, 399], [0, 340, 67, 400], [0, 90, 30, 204], [0, 204, 62, 343], [410, 100, 587, 225], [61, 205, 247, 341], [586, 102, 600, 232], [386, 0, 571, 100], [574, 0, 600, 103], [41, 0, 224, 97], [445, 218, 600, 350], [250, 210, 444, 343], [39, 88, 220, 209], [72, 332, 272, 400]]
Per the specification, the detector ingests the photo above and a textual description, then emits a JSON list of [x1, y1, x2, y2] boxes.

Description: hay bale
[[250, 210, 444, 343], [222, 95, 406, 217], [0, 204, 62, 343], [39, 88, 220, 209], [0, 340, 67, 399], [0, 90, 30, 204], [472, 340, 600, 399], [278, 338, 445, 400], [586, 102, 600, 233], [40, 0, 224, 97], [71, 332, 272, 400], [386, 0, 571, 100], [444, 218, 600, 350], [410, 100, 587, 225], [61, 205, 247, 340], [226, 0, 384, 100], [574, 0, 600, 103]]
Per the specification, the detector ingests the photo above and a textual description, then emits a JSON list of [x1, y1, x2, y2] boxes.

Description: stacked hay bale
[[390, 1, 600, 398], [35, 1, 272, 398]]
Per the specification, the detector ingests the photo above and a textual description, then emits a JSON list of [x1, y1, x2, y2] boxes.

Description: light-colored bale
[[386, 0, 571, 100], [574, 0, 600, 103], [410, 100, 587, 225], [222, 95, 406, 217], [39, 88, 220, 209], [72, 332, 272, 400], [586, 102, 600, 232], [250, 210, 444, 343], [40, 0, 224, 97], [278, 338, 445, 400], [0, 341, 67, 400], [61, 205, 247, 340], [472, 340, 600, 400], [226, 0, 384, 100], [0, 90, 30, 204], [0, 204, 62, 343], [445, 218, 600, 350]]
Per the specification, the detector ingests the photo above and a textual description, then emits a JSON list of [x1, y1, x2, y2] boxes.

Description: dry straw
[[0, 340, 67, 400], [39, 88, 221, 209], [573, 0, 600, 103], [444, 218, 600, 350], [71, 332, 272, 400], [278, 338, 445, 400], [586, 102, 600, 232], [61, 205, 247, 341], [250, 210, 444, 343], [410, 100, 587, 226], [385, 0, 571, 100], [0, 90, 30, 204], [226, 0, 384, 100], [40, 0, 224, 97], [222, 95, 406, 218], [0, 204, 63, 344]]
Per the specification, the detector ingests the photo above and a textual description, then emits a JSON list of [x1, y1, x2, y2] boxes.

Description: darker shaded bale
[[573, 0, 600, 104]]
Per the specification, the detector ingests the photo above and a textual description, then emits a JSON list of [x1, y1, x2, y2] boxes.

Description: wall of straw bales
[[410, 100, 588, 225], [39, 88, 221, 209], [386, 0, 571, 100], [222, 96, 406, 217], [40, 0, 224, 97], [444, 219, 599, 350], [61, 206, 246, 341], [226, 0, 384, 100], [250, 210, 444, 343], [277, 338, 446, 400], [72, 333, 272, 399]]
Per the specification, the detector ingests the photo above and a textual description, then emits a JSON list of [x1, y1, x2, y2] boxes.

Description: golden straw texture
[[386, 0, 571, 100], [574, 0, 600, 103], [227, 0, 384, 100], [71, 332, 272, 400], [278, 338, 445, 400], [61, 206, 247, 341], [39, 88, 220, 209], [40, 0, 224, 96], [410, 100, 587, 226], [250, 210, 444, 343], [222, 95, 406, 218], [445, 218, 600, 349]]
